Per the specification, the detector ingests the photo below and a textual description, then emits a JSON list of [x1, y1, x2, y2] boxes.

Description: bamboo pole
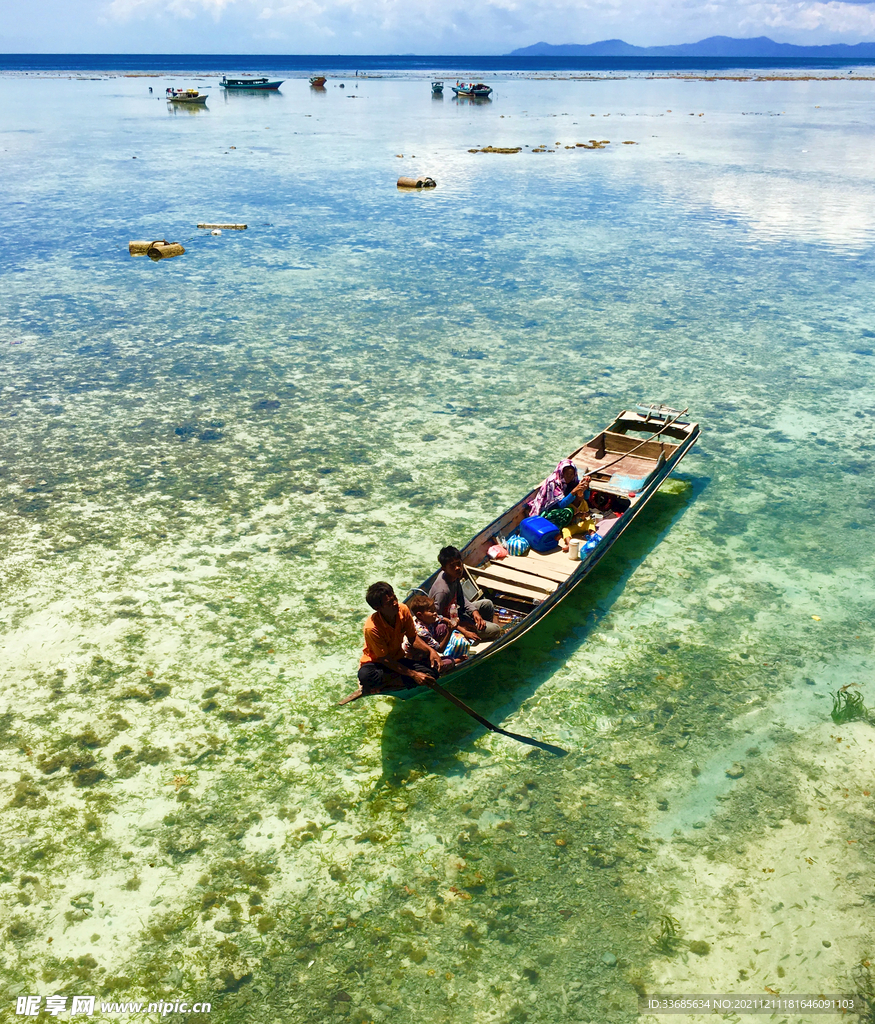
[[197, 223, 247, 230]]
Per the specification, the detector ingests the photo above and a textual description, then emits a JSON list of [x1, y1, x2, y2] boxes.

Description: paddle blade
[[495, 728, 568, 757]]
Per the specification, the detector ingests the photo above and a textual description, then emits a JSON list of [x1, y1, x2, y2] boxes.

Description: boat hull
[[221, 81, 283, 91], [451, 81, 493, 97], [442, 418, 700, 680]]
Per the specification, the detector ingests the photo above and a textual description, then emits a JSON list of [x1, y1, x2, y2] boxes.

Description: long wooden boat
[[340, 406, 699, 705], [221, 76, 283, 91]]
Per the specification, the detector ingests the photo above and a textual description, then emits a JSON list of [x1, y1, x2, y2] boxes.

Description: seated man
[[358, 582, 441, 694], [428, 546, 501, 642]]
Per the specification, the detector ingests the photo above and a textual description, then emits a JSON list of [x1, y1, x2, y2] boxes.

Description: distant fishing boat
[[432, 80, 444, 93], [340, 405, 699, 706], [220, 76, 283, 91], [309, 75, 327, 88], [451, 81, 492, 98], [166, 88, 207, 105]]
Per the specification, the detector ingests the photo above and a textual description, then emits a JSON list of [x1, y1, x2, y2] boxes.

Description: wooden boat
[[432, 80, 444, 93], [220, 76, 283, 91], [309, 75, 327, 88], [166, 88, 207, 105], [451, 80, 492, 98], [340, 406, 699, 705]]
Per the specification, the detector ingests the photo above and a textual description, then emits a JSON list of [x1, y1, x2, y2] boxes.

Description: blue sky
[[2, 0, 875, 54]]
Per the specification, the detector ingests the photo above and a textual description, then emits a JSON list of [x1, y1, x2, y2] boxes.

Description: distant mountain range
[[509, 36, 875, 58]]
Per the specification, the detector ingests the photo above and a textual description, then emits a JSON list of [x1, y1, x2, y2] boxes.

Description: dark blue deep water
[[3, 52, 875, 74]]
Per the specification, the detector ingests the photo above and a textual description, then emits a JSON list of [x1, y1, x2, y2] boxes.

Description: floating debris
[[397, 176, 436, 189], [147, 242, 185, 261], [128, 239, 165, 256]]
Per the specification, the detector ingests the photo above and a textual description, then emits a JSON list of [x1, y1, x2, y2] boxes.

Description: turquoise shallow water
[[1, 72, 875, 1023]]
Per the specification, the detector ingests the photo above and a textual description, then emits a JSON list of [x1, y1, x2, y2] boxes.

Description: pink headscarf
[[528, 459, 579, 516]]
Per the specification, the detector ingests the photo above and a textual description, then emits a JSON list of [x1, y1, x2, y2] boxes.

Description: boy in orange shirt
[[358, 581, 442, 694]]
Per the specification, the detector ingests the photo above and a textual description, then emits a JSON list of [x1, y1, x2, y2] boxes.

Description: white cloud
[[3, 0, 875, 54], [107, 0, 240, 19]]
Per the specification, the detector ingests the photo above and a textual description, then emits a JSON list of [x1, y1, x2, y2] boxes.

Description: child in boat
[[358, 582, 441, 694], [404, 593, 469, 673]]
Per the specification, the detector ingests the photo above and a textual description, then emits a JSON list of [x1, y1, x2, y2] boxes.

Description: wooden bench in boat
[[468, 567, 550, 603], [470, 563, 558, 595], [501, 553, 573, 582], [467, 545, 585, 604]]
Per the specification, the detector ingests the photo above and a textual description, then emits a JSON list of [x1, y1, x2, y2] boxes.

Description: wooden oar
[[420, 676, 568, 757]]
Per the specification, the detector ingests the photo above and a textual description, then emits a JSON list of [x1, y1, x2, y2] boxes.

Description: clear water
[[1, 71, 874, 1023]]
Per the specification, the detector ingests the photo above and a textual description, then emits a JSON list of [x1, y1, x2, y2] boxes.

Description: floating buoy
[[397, 176, 437, 189], [129, 239, 166, 256], [147, 242, 185, 261], [211, 229, 222, 236]]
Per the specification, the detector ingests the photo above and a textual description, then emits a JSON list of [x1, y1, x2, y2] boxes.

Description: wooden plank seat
[[472, 563, 559, 595], [501, 554, 573, 582], [525, 549, 576, 574], [467, 568, 549, 603]]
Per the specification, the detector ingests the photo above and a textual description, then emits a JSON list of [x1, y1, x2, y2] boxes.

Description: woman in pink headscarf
[[527, 458, 580, 517]]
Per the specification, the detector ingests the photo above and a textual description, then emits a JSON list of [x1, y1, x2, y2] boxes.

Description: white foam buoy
[[211, 229, 222, 236]]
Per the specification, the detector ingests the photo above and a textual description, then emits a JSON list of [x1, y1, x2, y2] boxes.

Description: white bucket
[[568, 538, 581, 560]]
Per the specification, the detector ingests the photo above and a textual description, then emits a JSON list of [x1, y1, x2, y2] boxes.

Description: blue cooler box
[[518, 516, 561, 553]]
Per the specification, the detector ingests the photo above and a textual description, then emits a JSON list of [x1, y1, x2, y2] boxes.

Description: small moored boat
[[340, 406, 699, 706], [432, 80, 444, 93], [309, 75, 327, 88], [166, 88, 208, 104], [221, 76, 283, 91], [451, 80, 492, 98]]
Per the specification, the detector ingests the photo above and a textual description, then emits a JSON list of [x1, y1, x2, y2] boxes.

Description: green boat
[[220, 76, 283, 91]]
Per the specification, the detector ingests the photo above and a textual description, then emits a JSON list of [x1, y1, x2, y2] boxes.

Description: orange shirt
[[360, 603, 418, 666]]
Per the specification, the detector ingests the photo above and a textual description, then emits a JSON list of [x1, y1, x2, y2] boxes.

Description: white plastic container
[[568, 538, 581, 560]]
